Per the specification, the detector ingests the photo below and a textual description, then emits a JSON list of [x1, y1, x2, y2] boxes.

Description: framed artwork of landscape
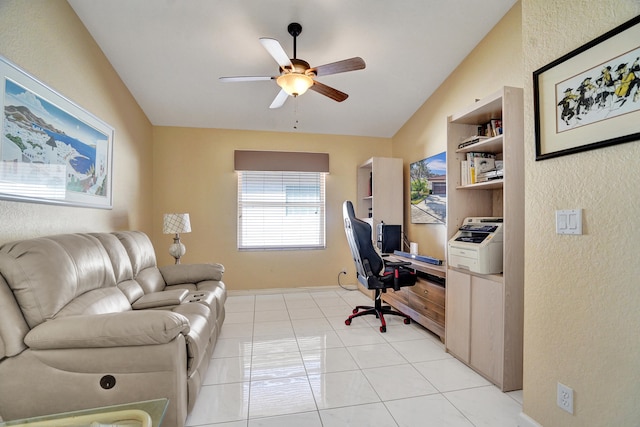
[[534, 14, 640, 161], [410, 151, 446, 224], [0, 56, 113, 209]]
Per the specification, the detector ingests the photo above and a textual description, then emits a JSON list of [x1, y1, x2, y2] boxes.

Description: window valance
[[234, 150, 329, 173]]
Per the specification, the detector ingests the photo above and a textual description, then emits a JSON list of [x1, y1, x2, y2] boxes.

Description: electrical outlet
[[557, 382, 574, 414]]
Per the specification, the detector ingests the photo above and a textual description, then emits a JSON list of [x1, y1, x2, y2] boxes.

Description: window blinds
[[237, 170, 326, 250]]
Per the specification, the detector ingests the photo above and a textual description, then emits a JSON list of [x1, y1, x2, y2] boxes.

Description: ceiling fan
[[220, 22, 366, 109]]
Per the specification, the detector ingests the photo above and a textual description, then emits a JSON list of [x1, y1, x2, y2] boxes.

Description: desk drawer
[[411, 278, 445, 307]]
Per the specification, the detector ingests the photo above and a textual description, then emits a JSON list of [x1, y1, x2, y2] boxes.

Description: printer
[[448, 217, 503, 274]]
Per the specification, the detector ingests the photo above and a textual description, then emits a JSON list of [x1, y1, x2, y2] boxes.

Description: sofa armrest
[[159, 263, 224, 285], [132, 289, 189, 309], [24, 310, 190, 350]]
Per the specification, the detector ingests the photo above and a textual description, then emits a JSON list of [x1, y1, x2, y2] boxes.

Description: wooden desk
[[383, 255, 446, 341]]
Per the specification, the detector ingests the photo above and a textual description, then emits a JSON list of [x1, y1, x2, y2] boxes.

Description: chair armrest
[[384, 260, 412, 268], [159, 263, 224, 285], [25, 311, 190, 350]]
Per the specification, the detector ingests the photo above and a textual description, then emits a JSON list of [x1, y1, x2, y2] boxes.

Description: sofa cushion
[[0, 274, 29, 358], [24, 310, 190, 349], [160, 263, 225, 285], [172, 303, 215, 375], [0, 234, 117, 328], [55, 288, 131, 317], [114, 231, 166, 294]]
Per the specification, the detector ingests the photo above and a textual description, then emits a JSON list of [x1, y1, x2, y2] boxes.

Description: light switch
[[556, 209, 582, 235]]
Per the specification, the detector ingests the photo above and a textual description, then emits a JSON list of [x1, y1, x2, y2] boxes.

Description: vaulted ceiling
[[69, 0, 518, 138]]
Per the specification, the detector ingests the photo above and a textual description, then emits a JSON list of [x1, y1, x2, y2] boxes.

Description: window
[[238, 170, 326, 250]]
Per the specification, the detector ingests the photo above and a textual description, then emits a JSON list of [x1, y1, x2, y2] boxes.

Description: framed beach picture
[[534, 15, 640, 161], [0, 56, 114, 209], [410, 151, 446, 224]]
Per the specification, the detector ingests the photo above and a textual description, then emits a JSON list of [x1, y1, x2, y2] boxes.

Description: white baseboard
[[518, 412, 543, 427]]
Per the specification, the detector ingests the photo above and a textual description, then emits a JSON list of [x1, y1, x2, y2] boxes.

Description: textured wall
[[0, 0, 153, 242], [522, 1, 640, 426]]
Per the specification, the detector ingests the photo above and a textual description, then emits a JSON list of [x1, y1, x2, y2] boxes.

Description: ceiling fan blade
[[219, 76, 274, 82], [259, 38, 293, 69], [269, 89, 289, 109], [309, 81, 348, 102], [310, 57, 366, 77]]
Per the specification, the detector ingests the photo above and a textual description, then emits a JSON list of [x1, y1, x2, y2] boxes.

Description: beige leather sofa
[[0, 231, 226, 427]]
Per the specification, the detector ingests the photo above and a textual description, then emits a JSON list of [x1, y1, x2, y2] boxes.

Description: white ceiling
[[69, 0, 517, 138]]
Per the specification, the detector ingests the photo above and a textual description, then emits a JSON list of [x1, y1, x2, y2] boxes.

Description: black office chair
[[342, 200, 417, 332]]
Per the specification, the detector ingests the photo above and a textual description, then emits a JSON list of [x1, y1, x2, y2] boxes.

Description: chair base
[[345, 289, 411, 333]]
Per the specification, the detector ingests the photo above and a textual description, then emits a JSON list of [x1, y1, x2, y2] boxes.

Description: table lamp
[[163, 213, 191, 264]]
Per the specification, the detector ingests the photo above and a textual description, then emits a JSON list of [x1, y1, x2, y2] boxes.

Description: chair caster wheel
[[404, 318, 411, 324], [345, 319, 352, 326], [380, 326, 386, 333], [352, 308, 358, 314]]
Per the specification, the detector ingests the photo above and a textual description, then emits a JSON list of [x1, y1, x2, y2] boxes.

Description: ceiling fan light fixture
[[277, 73, 313, 97]]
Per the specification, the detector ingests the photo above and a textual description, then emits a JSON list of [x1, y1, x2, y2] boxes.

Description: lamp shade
[[163, 213, 191, 234], [276, 73, 313, 96]]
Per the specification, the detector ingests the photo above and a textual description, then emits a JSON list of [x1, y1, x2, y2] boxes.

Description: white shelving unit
[[445, 86, 524, 391], [356, 157, 403, 235]]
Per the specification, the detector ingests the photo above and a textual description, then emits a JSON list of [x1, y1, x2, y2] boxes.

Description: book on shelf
[[490, 119, 503, 137], [461, 152, 496, 185], [458, 135, 489, 150]]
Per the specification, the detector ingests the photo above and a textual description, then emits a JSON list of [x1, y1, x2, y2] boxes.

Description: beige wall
[[392, 2, 523, 260], [522, 1, 640, 426], [152, 126, 392, 289], [0, 0, 153, 242]]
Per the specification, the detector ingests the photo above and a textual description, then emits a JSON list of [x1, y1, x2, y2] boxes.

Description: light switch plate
[[556, 209, 582, 235]]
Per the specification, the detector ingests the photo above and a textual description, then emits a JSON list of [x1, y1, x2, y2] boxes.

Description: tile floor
[[186, 288, 523, 427]]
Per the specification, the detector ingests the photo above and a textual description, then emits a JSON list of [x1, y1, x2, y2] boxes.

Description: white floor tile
[[251, 351, 306, 381], [444, 386, 522, 427], [287, 306, 325, 320], [254, 310, 290, 322], [248, 411, 322, 427], [224, 310, 255, 324], [252, 320, 294, 338], [308, 371, 380, 410], [326, 315, 371, 331], [336, 327, 388, 346], [363, 364, 438, 400], [292, 317, 335, 335], [249, 376, 317, 418], [212, 337, 253, 359], [296, 331, 345, 351], [252, 336, 300, 355], [320, 304, 357, 318], [186, 382, 249, 425], [413, 358, 491, 392], [347, 343, 407, 369], [203, 356, 251, 385], [219, 322, 254, 339], [320, 402, 399, 427], [301, 347, 360, 374], [379, 323, 432, 342], [390, 338, 451, 363], [384, 394, 474, 427]]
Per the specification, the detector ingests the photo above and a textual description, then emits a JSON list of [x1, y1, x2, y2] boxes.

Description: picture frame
[[533, 14, 640, 161], [0, 55, 114, 209], [410, 151, 446, 224]]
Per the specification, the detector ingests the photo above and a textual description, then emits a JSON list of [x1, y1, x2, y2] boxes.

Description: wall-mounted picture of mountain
[[0, 56, 113, 208]]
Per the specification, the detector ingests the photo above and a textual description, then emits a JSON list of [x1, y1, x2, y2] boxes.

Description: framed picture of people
[[533, 14, 640, 161]]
